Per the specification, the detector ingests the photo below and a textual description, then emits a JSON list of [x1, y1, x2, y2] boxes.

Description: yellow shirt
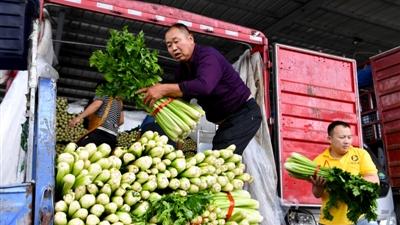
[[313, 146, 378, 225]]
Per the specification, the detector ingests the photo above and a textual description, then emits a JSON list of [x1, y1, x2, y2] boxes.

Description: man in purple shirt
[[138, 23, 261, 155]]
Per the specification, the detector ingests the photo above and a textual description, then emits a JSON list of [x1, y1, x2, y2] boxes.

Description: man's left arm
[[363, 173, 379, 184], [360, 150, 380, 184]]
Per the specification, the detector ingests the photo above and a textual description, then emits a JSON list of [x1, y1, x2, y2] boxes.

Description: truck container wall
[[274, 44, 362, 206], [0, 183, 33, 225], [370, 46, 400, 189], [22, 0, 271, 224]]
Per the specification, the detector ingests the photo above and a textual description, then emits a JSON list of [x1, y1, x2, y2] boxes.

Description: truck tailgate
[[274, 44, 361, 206], [370, 46, 400, 189], [0, 183, 33, 225]]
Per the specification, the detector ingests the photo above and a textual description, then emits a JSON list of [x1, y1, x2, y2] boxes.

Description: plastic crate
[[362, 113, 377, 125], [362, 123, 382, 144], [0, 0, 38, 70], [362, 125, 377, 143], [360, 94, 372, 112]]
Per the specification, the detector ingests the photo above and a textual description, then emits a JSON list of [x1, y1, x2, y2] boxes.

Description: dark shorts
[[212, 98, 262, 155], [77, 129, 117, 149]]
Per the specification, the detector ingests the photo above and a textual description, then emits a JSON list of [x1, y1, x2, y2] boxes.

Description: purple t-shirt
[[177, 45, 250, 123]]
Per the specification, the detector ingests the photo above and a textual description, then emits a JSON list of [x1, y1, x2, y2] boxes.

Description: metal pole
[[26, 20, 40, 182]]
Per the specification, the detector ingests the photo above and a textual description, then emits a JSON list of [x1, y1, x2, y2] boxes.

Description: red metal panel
[[274, 44, 360, 206], [44, 0, 266, 44], [370, 46, 400, 188]]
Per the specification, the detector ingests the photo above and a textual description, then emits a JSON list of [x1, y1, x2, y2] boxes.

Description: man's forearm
[[363, 173, 380, 184], [161, 83, 183, 98]]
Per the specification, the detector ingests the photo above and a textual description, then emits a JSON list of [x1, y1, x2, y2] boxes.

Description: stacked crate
[[359, 88, 381, 144]]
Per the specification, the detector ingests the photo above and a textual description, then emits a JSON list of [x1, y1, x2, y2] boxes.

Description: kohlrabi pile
[[55, 131, 262, 225]]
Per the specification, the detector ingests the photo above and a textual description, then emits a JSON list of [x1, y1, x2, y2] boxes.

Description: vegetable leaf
[[285, 153, 380, 224], [89, 26, 163, 107], [323, 167, 380, 223], [139, 191, 212, 225]]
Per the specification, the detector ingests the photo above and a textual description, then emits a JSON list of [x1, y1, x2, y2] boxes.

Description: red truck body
[[370, 47, 400, 190]]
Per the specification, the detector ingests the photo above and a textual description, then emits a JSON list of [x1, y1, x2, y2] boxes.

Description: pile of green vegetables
[[56, 97, 87, 144], [143, 190, 262, 225], [284, 152, 380, 224], [117, 129, 141, 149], [54, 131, 262, 225], [89, 27, 204, 142]]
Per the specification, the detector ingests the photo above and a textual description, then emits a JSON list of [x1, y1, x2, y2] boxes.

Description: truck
[[358, 46, 400, 224], [0, 0, 398, 224]]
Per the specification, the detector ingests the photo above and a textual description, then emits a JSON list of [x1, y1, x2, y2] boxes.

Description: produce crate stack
[[54, 131, 263, 225], [359, 88, 381, 145]]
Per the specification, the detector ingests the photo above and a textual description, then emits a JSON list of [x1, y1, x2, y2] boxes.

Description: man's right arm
[[137, 83, 183, 107]]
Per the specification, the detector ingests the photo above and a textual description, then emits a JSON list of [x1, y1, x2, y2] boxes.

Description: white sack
[[119, 110, 147, 132], [235, 50, 285, 225], [0, 71, 29, 185]]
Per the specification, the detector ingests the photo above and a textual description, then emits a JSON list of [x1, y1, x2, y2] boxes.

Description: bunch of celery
[[55, 131, 257, 225], [192, 190, 263, 225], [89, 27, 205, 142], [142, 97, 205, 142], [284, 152, 380, 224]]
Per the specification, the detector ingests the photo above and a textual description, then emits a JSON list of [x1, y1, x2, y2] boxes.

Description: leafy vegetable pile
[[54, 131, 262, 225], [285, 152, 380, 224], [143, 190, 262, 225], [144, 191, 212, 225], [89, 27, 205, 142]]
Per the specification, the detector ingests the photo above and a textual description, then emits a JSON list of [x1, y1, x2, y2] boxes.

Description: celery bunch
[[89, 27, 205, 142], [201, 190, 263, 224], [284, 152, 380, 224], [148, 97, 205, 142]]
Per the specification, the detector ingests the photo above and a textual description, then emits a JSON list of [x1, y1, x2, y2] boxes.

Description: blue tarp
[[357, 65, 373, 88]]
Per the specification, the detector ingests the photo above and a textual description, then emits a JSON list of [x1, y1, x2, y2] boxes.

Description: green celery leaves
[[89, 26, 162, 107]]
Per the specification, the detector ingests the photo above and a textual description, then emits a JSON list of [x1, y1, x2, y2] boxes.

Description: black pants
[[77, 129, 117, 150], [213, 98, 262, 155]]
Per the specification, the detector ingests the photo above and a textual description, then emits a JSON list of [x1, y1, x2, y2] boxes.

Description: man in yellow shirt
[[311, 120, 379, 225]]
